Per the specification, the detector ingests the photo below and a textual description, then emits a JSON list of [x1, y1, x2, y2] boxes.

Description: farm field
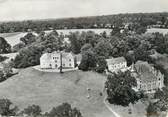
[[0, 68, 114, 117], [147, 28, 168, 35], [45, 28, 112, 35], [0, 29, 112, 47], [0, 32, 27, 46]]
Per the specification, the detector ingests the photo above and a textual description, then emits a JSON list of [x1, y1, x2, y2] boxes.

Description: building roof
[[106, 57, 126, 65], [134, 61, 161, 83]]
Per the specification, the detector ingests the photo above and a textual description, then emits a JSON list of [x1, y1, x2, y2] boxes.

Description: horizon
[[0, 0, 168, 22], [1, 11, 168, 23]]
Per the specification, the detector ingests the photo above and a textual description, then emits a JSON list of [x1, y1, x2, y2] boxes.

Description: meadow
[[0, 67, 114, 117]]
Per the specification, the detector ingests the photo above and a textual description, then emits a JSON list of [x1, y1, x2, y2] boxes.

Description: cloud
[[0, 0, 167, 21]]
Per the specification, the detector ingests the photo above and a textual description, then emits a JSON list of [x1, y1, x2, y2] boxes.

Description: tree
[[0, 71, 6, 82], [95, 56, 107, 73], [146, 102, 158, 117], [20, 33, 36, 45], [0, 99, 18, 116], [80, 43, 93, 53], [78, 50, 97, 71], [22, 105, 41, 117], [94, 39, 112, 58], [0, 37, 11, 54], [68, 32, 83, 54], [153, 87, 168, 112], [154, 89, 164, 100], [105, 71, 140, 106], [42, 31, 63, 52], [48, 103, 82, 117], [14, 45, 43, 68], [12, 42, 25, 52], [0, 55, 8, 62]]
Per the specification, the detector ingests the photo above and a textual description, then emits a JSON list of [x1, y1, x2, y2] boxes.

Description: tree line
[[0, 12, 168, 33], [0, 98, 82, 117]]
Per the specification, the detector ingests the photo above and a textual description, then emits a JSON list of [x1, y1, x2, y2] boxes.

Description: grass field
[[0, 32, 27, 46], [0, 68, 114, 117]]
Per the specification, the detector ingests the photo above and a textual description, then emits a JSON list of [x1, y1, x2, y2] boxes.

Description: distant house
[[106, 57, 127, 73], [40, 51, 75, 69], [131, 61, 164, 93]]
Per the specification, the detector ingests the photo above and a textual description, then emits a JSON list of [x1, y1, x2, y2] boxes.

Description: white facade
[[40, 52, 75, 69], [106, 57, 127, 73]]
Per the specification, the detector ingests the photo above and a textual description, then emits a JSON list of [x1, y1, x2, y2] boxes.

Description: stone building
[[131, 61, 164, 93]]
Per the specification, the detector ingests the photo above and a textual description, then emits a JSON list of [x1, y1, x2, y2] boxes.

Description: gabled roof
[[134, 61, 161, 83], [106, 57, 126, 65]]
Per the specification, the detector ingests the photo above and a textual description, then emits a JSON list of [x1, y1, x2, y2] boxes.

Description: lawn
[[0, 68, 114, 117]]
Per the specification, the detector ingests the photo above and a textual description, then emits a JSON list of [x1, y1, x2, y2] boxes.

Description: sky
[[0, 0, 168, 21]]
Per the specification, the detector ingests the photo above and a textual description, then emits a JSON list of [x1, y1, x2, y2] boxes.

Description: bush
[[47, 103, 82, 117], [22, 105, 42, 117], [0, 99, 18, 116]]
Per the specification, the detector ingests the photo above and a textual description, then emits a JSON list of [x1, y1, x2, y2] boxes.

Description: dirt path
[[103, 98, 122, 117]]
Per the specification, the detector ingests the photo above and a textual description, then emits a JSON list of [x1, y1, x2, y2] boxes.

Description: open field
[[0, 32, 27, 46], [0, 67, 114, 117], [147, 28, 168, 35], [0, 29, 111, 47], [45, 28, 112, 35]]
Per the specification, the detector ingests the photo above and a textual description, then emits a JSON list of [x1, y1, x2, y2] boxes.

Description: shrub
[[22, 105, 42, 117], [47, 103, 82, 117]]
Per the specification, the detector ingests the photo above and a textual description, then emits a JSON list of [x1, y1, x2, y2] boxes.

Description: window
[[69, 63, 71, 67], [55, 60, 57, 63], [69, 59, 71, 62], [63, 64, 65, 67], [49, 64, 52, 67], [55, 64, 58, 68]]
